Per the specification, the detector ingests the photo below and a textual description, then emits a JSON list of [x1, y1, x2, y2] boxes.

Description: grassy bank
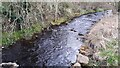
[[88, 39, 118, 66], [2, 8, 106, 46], [2, 2, 116, 46], [2, 23, 43, 46], [99, 39, 118, 66], [82, 14, 119, 66]]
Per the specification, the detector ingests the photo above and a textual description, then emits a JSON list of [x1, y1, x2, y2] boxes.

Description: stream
[[2, 10, 112, 67]]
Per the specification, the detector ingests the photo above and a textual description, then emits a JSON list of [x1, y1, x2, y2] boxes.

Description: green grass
[[88, 39, 118, 66], [99, 39, 118, 66], [2, 23, 43, 46], [51, 17, 68, 25], [95, 8, 105, 12], [2, 8, 105, 46], [51, 8, 105, 26]]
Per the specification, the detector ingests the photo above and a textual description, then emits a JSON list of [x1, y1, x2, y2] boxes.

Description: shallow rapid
[[2, 10, 112, 67]]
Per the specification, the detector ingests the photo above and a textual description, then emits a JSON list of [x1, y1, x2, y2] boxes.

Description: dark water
[[2, 10, 112, 67]]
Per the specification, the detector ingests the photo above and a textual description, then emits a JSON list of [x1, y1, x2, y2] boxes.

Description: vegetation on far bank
[[1, 2, 117, 46], [1, 8, 104, 46]]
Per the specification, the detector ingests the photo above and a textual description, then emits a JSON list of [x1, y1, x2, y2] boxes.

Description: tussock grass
[[99, 39, 118, 66]]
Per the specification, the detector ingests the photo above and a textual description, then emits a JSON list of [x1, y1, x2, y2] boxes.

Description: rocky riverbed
[[2, 10, 113, 67]]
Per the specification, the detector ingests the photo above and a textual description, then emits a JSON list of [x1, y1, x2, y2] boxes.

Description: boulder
[[73, 62, 81, 66], [72, 62, 81, 68], [76, 53, 89, 64], [79, 45, 93, 56]]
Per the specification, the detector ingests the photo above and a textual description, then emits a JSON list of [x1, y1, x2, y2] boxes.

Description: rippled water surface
[[2, 11, 112, 66]]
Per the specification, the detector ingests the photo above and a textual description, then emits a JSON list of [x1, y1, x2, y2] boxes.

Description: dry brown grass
[[83, 13, 118, 66]]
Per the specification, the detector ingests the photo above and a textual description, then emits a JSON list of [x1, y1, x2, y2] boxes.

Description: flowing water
[[2, 10, 112, 67]]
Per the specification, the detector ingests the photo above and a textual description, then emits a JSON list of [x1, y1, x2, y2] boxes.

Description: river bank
[[2, 10, 115, 67], [2, 2, 117, 46], [73, 12, 118, 67]]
